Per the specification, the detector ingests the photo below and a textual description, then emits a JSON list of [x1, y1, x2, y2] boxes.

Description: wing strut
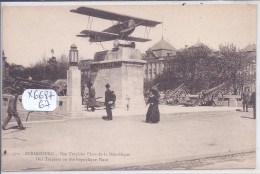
[[100, 42, 105, 50], [94, 42, 106, 51], [111, 20, 115, 25], [147, 27, 151, 39], [87, 16, 94, 30], [144, 26, 151, 39], [144, 26, 147, 38]]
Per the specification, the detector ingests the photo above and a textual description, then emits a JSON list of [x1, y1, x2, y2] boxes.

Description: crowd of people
[[83, 83, 160, 123], [83, 82, 161, 123]]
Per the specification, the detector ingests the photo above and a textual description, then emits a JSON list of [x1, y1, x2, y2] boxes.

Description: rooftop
[[149, 37, 176, 51]]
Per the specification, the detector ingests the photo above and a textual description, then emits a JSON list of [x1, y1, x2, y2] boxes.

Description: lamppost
[[69, 44, 79, 66], [67, 43, 82, 115]]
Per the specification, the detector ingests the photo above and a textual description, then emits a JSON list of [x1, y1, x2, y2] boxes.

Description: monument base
[[66, 96, 82, 116], [91, 47, 146, 108]]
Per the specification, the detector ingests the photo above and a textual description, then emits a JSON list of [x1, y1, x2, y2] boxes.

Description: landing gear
[[130, 42, 135, 48], [113, 40, 136, 49]]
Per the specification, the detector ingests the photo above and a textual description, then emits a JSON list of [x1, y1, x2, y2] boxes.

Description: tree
[[145, 43, 254, 95], [26, 54, 69, 82], [175, 44, 212, 93], [219, 43, 249, 94]]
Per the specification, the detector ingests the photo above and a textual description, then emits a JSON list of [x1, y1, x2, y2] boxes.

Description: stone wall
[[91, 47, 146, 108], [92, 62, 123, 101], [122, 63, 145, 107]]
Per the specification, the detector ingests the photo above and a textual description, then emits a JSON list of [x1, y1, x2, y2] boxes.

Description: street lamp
[[69, 44, 79, 66]]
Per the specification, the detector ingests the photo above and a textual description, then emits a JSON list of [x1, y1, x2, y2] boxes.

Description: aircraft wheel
[[131, 42, 135, 48]]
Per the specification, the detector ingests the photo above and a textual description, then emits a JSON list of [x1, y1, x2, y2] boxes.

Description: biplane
[[70, 7, 161, 43]]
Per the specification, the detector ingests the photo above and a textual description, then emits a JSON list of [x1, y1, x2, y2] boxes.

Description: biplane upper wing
[[71, 6, 161, 27], [123, 36, 151, 42]]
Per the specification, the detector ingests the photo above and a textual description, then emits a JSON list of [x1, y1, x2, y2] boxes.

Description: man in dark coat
[[102, 83, 114, 120], [88, 82, 96, 112], [241, 88, 251, 112], [250, 91, 256, 119], [2, 90, 24, 130]]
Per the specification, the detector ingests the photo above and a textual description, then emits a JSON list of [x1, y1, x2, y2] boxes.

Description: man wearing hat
[[103, 83, 114, 120], [241, 87, 251, 112], [2, 90, 24, 130]]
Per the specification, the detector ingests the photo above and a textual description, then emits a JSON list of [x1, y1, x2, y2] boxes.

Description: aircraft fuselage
[[103, 20, 136, 36]]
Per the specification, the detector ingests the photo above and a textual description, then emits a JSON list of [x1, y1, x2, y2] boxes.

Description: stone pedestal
[[91, 47, 146, 108], [225, 95, 240, 107], [67, 66, 82, 115], [227, 95, 238, 107]]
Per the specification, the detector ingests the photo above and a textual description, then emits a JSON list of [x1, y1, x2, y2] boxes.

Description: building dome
[[145, 38, 177, 58], [150, 37, 176, 51]]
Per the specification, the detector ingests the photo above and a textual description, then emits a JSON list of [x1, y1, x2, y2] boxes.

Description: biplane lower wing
[[77, 30, 118, 42], [123, 36, 151, 42], [79, 30, 118, 38], [77, 30, 150, 42]]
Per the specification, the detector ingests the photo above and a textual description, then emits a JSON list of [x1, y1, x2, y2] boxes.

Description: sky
[[2, 3, 257, 67]]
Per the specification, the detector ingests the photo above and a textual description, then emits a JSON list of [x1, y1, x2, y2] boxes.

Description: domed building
[[143, 38, 177, 79]]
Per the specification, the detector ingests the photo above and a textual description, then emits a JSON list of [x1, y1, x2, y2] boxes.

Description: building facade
[[142, 38, 177, 80]]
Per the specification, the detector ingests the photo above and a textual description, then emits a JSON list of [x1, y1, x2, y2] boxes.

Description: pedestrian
[[88, 82, 96, 112], [250, 91, 256, 119], [241, 88, 250, 112], [145, 88, 160, 124], [102, 83, 114, 121], [83, 84, 89, 109], [2, 90, 24, 130]]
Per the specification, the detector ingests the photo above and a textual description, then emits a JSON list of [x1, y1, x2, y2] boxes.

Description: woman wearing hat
[[88, 82, 96, 112], [145, 88, 160, 123]]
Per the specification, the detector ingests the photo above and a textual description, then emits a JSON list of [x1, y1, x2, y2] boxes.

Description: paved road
[[116, 150, 256, 170], [1, 109, 256, 171]]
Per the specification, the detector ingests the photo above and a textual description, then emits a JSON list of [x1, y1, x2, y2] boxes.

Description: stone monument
[[91, 46, 146, 108], [67, 44, 82, 115]]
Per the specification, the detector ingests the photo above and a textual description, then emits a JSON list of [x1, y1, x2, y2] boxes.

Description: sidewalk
[[2, 104, 242, 123], [79, 105, 241, 118], [2, 109, 255, 171]]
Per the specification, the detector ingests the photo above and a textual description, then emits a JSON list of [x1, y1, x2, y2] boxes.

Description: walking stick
[[26, 111, 32, 122]]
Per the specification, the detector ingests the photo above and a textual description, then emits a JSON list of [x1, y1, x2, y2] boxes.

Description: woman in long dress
[[145, 89, 160, 123], [88, 82, 96, 112]]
